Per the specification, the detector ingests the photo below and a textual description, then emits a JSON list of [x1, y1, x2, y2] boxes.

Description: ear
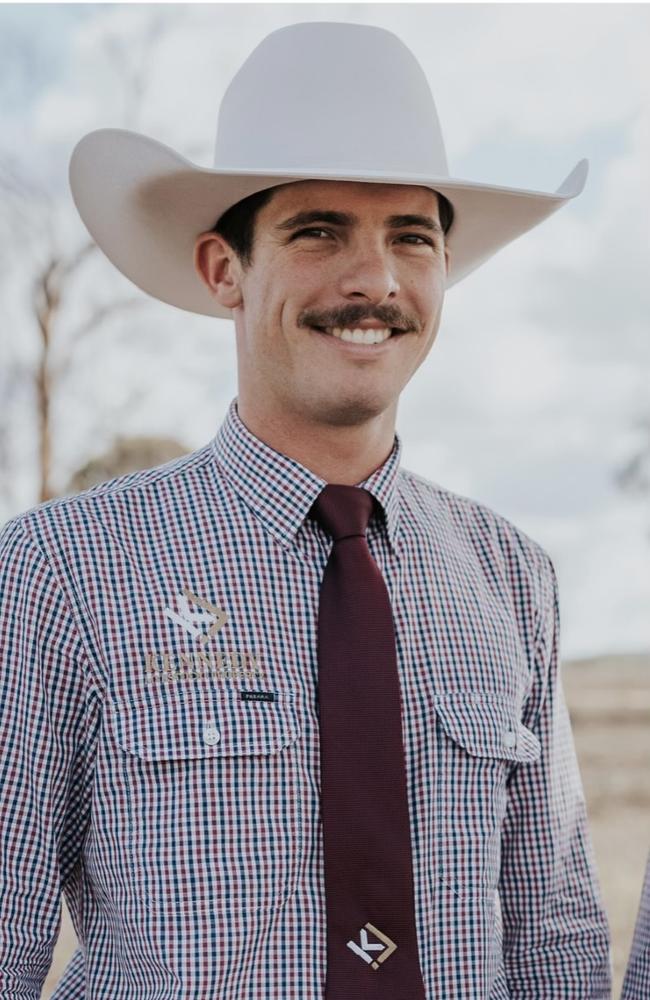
[[443, 243, 450, 276], [194, 231, 243, 309]]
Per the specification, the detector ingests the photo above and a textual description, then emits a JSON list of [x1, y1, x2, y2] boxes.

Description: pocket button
[[203, 723, 221, 746], [502, 728, 517, 749]]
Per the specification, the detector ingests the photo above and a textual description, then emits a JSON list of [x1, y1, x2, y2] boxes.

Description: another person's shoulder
[[399, 465, 555, 593]]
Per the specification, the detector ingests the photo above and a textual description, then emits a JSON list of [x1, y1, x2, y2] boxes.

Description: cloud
[[379, 4, 650, 155]]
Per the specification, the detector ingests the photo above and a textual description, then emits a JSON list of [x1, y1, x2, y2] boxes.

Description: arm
[[499, 553, 612, 997], [0, 517, 97, 998]]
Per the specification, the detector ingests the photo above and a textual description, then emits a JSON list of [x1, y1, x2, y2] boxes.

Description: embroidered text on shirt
[[145, 649, 264, 684]]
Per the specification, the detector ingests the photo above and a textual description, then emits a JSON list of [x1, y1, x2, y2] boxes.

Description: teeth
[[326, 327, 392, 344]]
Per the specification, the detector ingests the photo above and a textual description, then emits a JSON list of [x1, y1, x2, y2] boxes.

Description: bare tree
[[0, 9, 179, 504], [33, 241, 144, 501]]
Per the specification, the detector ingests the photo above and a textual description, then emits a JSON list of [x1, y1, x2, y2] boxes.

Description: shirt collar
[[211, 397, 404, 556]]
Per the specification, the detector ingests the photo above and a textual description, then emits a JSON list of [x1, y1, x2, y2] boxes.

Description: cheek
[[245, 283, 288, 342], [271, 262, 315, 307]]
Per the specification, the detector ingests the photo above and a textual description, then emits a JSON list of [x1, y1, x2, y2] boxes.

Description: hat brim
[[69, 128, 588, 320]]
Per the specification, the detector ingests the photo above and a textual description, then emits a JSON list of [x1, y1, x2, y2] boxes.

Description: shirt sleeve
[[499, 552, 613, 998], [0, 516, 98, 998], [621, 851, 650, 999]]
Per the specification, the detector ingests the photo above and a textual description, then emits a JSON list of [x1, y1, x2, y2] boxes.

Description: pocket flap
[[110, 687, 300, 761], [433, 691, 541, 763]]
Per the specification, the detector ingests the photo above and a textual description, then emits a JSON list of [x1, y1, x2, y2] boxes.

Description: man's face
[[204, 179, 449, 428]]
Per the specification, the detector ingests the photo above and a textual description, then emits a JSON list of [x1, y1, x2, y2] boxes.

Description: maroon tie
[[309, 484, 427, 999]]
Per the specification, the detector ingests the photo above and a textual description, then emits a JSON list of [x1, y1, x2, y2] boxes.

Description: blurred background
[[0, 3, 648, 996]]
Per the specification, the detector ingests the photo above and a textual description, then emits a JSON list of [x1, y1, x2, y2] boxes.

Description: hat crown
[[214, 21, 450, 179]]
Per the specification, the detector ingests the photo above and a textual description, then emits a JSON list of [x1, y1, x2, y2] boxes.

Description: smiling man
[[194, 179, 449, 485], [0, 21, 611, 1000]]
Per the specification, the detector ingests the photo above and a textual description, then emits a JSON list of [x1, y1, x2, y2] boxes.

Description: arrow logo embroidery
[[346, 922, 397, 969], [164, 588, 228, 646]]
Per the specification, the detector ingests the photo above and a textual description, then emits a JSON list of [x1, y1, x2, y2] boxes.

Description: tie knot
[[309, 484, 375, 542]]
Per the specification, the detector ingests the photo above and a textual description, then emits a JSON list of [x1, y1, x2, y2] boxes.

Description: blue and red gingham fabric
[[622, 853, 650, 997], [0, 395, 611, 998]]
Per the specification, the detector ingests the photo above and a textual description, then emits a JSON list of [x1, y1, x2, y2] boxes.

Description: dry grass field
[[42, 653, 649, 998], [564, 653, 650, 998]]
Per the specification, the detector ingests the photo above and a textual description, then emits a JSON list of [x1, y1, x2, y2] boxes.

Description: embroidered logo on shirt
[[347, 923, 397, 969], [164, 588, 228, 645]]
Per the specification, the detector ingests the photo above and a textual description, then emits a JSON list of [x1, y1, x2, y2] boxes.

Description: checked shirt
[[0, 395, 611, 998], [621, 852, 650, 998]]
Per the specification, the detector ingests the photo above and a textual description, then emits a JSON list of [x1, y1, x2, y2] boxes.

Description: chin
[[313, 393, 393, 428]]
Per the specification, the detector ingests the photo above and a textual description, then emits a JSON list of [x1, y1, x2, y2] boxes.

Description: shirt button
[[503, 729, 517, 750], [203, 723, 221, 746]]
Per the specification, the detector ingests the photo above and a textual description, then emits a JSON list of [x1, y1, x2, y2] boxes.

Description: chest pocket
[[109, 686, 303, 915], [432, 691, 541, 899]]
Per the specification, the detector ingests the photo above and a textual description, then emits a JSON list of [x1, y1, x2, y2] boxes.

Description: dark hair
[[212, 184, 455, 268]]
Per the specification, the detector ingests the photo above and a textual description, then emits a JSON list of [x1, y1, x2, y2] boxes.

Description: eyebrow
[[274, 209, 443, 237]]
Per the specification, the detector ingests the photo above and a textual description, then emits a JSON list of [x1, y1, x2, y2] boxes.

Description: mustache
[[300, 307, 415, 333]]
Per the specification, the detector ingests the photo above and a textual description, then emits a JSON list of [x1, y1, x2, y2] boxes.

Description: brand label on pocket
[[241, 690, 276, 703]]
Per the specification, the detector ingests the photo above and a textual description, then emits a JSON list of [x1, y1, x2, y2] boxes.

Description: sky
[[0, 3, 648, 659]]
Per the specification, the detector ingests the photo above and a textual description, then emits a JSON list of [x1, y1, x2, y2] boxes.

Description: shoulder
[[0, 442, 216, 558], [399, 466, 555, 597]]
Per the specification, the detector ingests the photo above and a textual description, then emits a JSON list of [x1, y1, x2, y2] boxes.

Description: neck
[[235, 393, 398, 485]]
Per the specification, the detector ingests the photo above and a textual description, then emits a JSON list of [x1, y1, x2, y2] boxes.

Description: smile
[[323, 326, 393, 344]]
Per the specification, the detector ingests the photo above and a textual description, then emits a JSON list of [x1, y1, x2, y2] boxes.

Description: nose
[[336, 239, 400, 305]]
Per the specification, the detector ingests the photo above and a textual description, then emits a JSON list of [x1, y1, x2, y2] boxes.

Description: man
[[622, 854, 650, 997], [0, 20, 611, 999]]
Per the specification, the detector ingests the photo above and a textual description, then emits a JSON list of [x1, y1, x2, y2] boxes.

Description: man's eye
[[293, 227, 331, 239], [291, 229, 435, 246], [399, 234, 434, 246]]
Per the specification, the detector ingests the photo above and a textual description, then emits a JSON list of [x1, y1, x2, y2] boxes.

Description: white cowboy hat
[[69, 20, 588, 320]]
